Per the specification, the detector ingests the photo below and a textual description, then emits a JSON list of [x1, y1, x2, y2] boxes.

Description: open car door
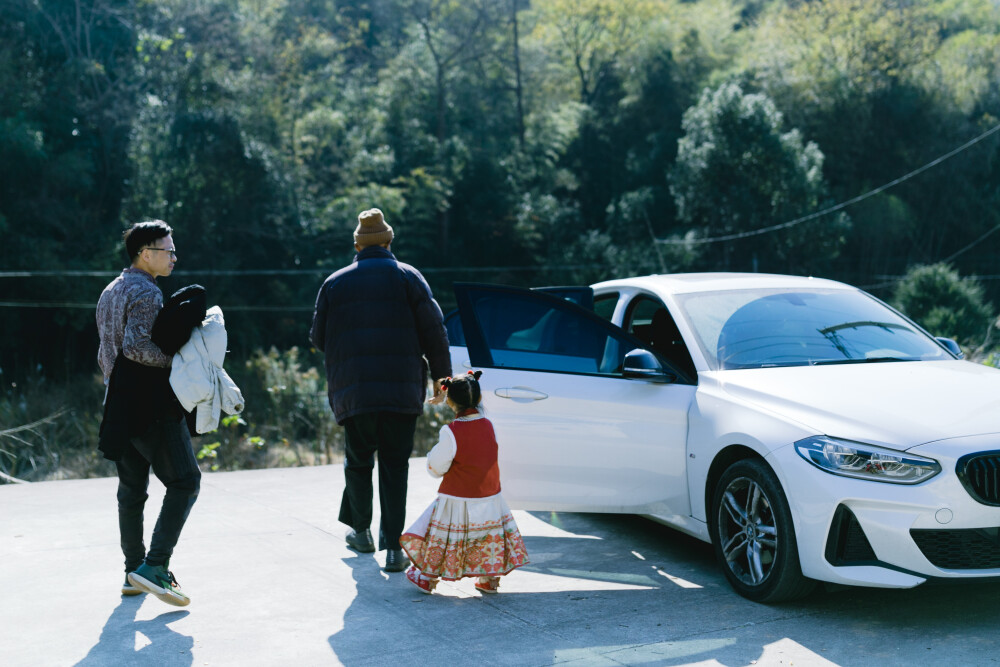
[[451, 283, 696, 517], [444, 285, 593, 347]]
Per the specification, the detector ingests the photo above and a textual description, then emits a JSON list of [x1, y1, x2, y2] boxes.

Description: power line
[[855, 219, 1000, 291], [0, 301, 95, 309], [940, 221, 1000, 264], [0, 264, 611, 279], [0, 301, 312, 311], [656, 120, 1000, 246], [859, 272, 1000, 291]]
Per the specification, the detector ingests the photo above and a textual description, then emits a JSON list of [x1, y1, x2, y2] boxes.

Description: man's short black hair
[[124, 220, 172, 261]]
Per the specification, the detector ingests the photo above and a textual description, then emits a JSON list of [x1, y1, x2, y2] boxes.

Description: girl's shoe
[[406, 566, 438, 594], [474, 576, 500, 594]]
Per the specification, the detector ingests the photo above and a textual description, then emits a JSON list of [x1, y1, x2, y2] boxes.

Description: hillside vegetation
[[2, 0, 999, 480]]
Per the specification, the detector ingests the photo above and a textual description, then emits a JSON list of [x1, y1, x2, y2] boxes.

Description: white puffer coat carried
[[170, 305, 244, 434]]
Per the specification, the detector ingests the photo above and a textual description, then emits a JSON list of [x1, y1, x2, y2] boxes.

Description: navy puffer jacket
[[309, 246, 452, 424]]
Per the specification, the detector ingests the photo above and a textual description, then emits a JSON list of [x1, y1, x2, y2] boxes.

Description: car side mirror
[[936, 337, 964, 359], [622, 349, 675, 383]]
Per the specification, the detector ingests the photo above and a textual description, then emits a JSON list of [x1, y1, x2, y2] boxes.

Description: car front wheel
[[711, 458, 815, 603]]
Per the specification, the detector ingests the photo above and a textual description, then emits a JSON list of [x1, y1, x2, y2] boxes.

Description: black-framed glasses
[[145, 247, 177, 258]]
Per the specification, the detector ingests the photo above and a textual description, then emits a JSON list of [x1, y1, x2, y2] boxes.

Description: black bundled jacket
[[309, 246, 451, 424], [98, 285, 206, 461]]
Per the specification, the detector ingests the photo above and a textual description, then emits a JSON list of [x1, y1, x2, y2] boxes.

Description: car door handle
[[495, 387, 549, 401]]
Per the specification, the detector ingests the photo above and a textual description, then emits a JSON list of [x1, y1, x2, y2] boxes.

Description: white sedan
[[445, 273, 1000, 602]]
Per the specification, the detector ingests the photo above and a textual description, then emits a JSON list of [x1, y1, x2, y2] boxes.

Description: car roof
[[591, 272, 857, 295]]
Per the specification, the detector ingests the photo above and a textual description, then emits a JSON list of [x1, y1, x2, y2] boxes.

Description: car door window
[[456, 286, 642, 376], [445, 287, 595, 348], [593, 293, 618, 322], [444, 310, 465, 346], [624, 295, 697, 380]]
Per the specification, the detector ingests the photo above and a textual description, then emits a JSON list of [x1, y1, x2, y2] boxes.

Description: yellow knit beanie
[[354, 208, 394, 248]]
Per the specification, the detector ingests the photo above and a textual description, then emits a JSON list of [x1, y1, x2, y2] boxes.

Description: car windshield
[[674, 287, 951, 370]]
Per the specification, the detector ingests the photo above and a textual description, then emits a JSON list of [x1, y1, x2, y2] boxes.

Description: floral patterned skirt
[[400, 492, 530, 581]]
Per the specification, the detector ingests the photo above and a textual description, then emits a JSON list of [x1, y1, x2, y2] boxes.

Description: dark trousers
[[339, 412, 417, 550], [116, 417, 201, 572]]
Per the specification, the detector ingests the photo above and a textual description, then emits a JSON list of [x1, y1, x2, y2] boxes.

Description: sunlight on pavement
[[508, 512, 708, 591], [654, 566, 703, 589], [553, 637, 839, 666], [513, 510, 601, 539], [553, 638, 736, 664], [533, 567, 660, 587], [756, 638, 840, 666]]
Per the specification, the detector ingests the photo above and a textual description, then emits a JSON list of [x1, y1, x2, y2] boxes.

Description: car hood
[[714, 360, 1000, 450]]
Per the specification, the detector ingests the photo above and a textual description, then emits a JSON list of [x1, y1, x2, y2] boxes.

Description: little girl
[[400, 370, 529, 594]]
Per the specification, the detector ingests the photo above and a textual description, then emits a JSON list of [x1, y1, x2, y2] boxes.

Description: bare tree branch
[[0, 410, 67, 439], [0, 470, 30, 484]]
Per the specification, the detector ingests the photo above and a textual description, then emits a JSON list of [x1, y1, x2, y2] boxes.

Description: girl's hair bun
[[445, 370, 483, 410]]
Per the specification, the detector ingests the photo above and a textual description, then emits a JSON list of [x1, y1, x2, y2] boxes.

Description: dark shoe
[[128, 563, 190, 607], [122, 574, 143, 596], [346, 528, 375, 553], [384, 549, 409, 572]]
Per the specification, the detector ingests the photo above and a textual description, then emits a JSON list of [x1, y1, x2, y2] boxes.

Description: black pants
[[116, 417, 201, 572], [339, 412, 417, 551]]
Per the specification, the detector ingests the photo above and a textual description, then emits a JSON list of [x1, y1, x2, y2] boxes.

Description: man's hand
[[426, 379, 447, 405]]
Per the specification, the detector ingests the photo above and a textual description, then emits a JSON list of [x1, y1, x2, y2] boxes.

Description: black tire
[[710, 458, 816, 603]]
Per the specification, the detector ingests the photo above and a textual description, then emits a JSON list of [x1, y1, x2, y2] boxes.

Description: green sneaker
[[128, 563, 190, 607], [122, 574, 143, 596]]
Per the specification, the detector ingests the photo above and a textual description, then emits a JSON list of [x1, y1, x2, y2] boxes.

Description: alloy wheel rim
[[718, 475, 779, 586]]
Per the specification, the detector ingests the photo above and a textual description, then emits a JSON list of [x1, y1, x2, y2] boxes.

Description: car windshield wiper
[[811, 356, 915, 366], [818, 321, 911, 335]]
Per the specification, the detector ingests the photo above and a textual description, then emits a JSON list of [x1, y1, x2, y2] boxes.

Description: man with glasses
[[96, 220, 200, 606]]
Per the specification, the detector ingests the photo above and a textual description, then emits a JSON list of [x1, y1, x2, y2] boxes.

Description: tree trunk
[[512, 0, 524, 148]]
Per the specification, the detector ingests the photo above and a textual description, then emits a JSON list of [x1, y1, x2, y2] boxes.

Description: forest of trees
[[3, 0, 1000, 375], [2, 0, 1000, 478]]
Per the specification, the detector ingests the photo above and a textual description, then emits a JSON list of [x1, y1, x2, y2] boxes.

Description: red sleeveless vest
[[437, 418, 502, 498]]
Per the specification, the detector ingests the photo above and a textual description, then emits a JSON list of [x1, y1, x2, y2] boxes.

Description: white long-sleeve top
[[426, 424, 458, 478], [426, 412, 488, 478], [169, 305, 244, 434]]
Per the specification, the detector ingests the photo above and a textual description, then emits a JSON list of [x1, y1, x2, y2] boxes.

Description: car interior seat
[[648, 308, 696, 380]]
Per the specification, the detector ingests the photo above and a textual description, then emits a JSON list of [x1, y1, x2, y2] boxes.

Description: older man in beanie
[[310, 208, 451, 572]]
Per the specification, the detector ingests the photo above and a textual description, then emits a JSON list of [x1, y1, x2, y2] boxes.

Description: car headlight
[[794, 436, 940, 484]]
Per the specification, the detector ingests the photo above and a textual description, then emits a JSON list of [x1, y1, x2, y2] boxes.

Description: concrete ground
[[3, 461, 1000, 667]]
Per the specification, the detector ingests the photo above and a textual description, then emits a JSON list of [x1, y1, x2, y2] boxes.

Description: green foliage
[[670, 81, 849, 273], [892, 263, 995, 347], [221, 346, 451, 468], [5, 0, 1000, 477], [527, 0, 667, 103], [0, 346, 454, 482], [235, 346, 340, 464]]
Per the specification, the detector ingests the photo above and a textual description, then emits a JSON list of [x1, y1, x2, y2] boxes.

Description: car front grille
[[911, 528, 1000, 569], [956, 451, 1000, 506]]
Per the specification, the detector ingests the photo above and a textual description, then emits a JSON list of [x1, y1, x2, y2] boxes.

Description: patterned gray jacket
[[96, 267, 171, 384]]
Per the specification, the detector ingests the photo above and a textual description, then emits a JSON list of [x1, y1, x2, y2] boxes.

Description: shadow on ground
[[327, 511, 1000, 666], [75, 597, 191, 666]]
